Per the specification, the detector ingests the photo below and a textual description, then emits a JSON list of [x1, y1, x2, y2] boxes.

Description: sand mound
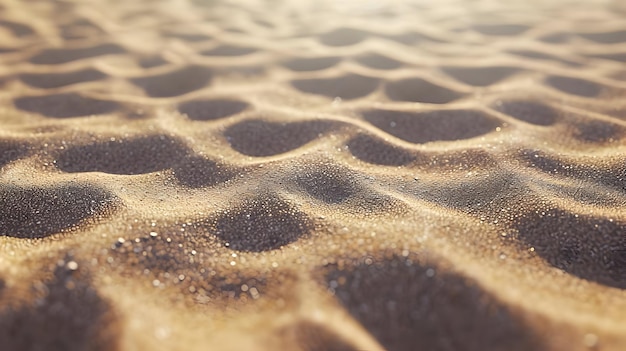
[[1, 0, 625, 350]]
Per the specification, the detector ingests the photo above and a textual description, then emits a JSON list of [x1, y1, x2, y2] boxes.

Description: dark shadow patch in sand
[[280, 321, 359, 351], [201, 45, 257, 56], [542, 179, 624, 207], [29, 44, 126, 65], [323, 254, 542, 351], [291, 74, 379, 100], [354, 54, 403, 70], [0, 20, 34, 37], [174, 155, 237, 188], [56, 135, 189, 175], [178, 98, 249, 121], [0, 264, 120, 351], [190, 0, 219, 8], [282, 57, 341, 72], [0, 184, 116, 239], [515, 209, 626, 289], [386, 32, 445, 45], [545, 75, 602, 97], [179, 33, 213, 41], [492, 100, 558, 126], [538, 33, 571, 44], [518, 149, 626, 193], [225, 119, 332, 157], [131, 65, 212, 97], [472, 24, 529, 36], [442, 66, 519, 87], [0, 140, 28, 168], [213, 196, 311, 252], [295, 168, 356, 204], [19, 69, 107, 89], [164, 32, 212, 42], [363, 109, 500, 143], [577, 30, 626, 44], [587, 52, 626, 63], [295, 165, 404, 214], [575, 120, 623, 143], [318, 28, 370, 47], [14, 93, 120, 118], [418, 171, 519, 213], [347, 134, 416, 166], [214, 65, 265, 76], [138, 55, 168, 68], [60, 18, 105, 40], [385, 78, 462, 104]]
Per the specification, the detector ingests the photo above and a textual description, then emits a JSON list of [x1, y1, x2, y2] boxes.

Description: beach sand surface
[[0, 0, 625, 350]]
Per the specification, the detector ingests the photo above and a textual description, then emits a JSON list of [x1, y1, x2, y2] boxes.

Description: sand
[[0, 0, 625, 350]]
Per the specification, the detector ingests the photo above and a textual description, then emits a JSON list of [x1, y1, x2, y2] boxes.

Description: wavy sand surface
[[1, 0, 626, 350]]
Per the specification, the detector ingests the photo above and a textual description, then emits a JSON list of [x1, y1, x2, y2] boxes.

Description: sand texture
[[0, 0, 626, 350]]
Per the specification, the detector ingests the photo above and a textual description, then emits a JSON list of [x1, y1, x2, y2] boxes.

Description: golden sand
[[0, 0, 625, 350]]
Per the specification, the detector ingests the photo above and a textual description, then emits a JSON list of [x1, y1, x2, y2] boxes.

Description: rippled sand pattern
[[1, 0, 626, 350]]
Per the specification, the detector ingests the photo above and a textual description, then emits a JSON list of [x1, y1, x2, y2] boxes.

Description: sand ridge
[[0, 0, 626, 350]]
